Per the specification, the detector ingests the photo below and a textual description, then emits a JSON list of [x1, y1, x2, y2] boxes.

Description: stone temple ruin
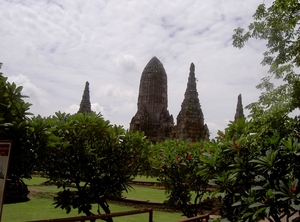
[[172, 63, 209, 142], [78, 56, 244, 143], [234, 94, 244, 121], [130, 57, 210, 143], [129, 57, 175, 142], [78, 81, 91, 114]]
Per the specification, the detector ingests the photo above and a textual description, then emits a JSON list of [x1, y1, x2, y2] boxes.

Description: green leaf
[[254, 207, 267, 216], [251, 186, 265, 191], [242, 212, 254, 218], [291, 204, 300, 211], [250, 159, 268, 165], [15, 86, 23, 94], [277, 197, 290, 201], [249, 202, 266, 208], [220, 219, 231, 222], [232, 201, 242, 207]]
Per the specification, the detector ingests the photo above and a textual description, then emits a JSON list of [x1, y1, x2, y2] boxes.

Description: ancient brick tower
[[234, 94, 244, 120], [78, 81, 91, 113], [130, 57, 174, 143], [173, 63, 209, 141]]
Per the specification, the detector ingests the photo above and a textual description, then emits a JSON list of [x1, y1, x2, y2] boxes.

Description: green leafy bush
[[0, 63, 34, 182], [150, 139, 208, 218], [33, 112, 151, 220]]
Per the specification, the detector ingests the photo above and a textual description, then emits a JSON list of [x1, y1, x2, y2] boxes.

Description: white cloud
[[65, 104, 79, 115], [114, 54, 139, 75], [7, 74, 50, 113], [0, 0, 274, 138]]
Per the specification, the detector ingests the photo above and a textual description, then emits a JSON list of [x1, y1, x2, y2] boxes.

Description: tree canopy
[[0, 63, 34, 182], [33, 112, 151, 220], [215, 1, 300, 221], [232, 0, 300, 138], [233, 0, 300, 76]]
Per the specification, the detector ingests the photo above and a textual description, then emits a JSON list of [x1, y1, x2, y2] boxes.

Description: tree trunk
[[98, 196, 113, 222]]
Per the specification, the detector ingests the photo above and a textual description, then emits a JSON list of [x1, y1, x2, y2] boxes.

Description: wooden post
[[148, 208, 153, 222]]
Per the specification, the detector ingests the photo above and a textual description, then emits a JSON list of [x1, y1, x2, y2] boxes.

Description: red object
[[233, 141, 238, 147], [290, 187, 297, 193]]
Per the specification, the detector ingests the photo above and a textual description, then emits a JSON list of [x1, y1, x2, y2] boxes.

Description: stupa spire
[[173, 63, 209, 141], [78, 81, 91, 113], [234, 94, 244, 120]]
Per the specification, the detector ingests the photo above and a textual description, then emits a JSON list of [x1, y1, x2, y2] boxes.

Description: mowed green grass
[[2, 198, 183, 222], [124, 186, 209, 203], [24, 177, 208, 203], [23, 176, 49, 185], [133, 175, 159, 183], [2, 176, 184, 222], [124, 186, 167, 202], [2, 198, 86, 221], [24, 176, 168, 202]]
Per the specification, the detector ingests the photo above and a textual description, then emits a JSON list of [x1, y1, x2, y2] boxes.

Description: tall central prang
[[130, 57, 174, 143]]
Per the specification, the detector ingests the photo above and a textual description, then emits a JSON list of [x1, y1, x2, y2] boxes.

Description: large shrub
[[34, 112, 151, 221], [0, 63, 33, 182], [150, 139, 208, 218], [200, 118, 300, 222]]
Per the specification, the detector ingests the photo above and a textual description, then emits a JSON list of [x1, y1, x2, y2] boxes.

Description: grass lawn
[[2, 176, 185, 221], [124, 186, 167, 202], [124, 187, 210, 203], [133, 175, 159, 183], [2, 198, 86, 222], [2, 198, 183, 222], [23, 176, 49, 186]]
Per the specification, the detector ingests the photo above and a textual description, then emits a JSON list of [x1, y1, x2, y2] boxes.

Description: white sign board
[[0, 141, 12, 220]]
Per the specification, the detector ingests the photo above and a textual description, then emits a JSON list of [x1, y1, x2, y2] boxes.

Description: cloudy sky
[[1, 0, 272, 138]]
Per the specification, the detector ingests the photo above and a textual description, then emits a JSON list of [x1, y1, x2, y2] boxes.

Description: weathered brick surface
[[130, 57, 174, 143], [234, 94, 244, 121], [130, 57, 209, 143], [172, 63, 209, 141], [78, 81, 91, 113]]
